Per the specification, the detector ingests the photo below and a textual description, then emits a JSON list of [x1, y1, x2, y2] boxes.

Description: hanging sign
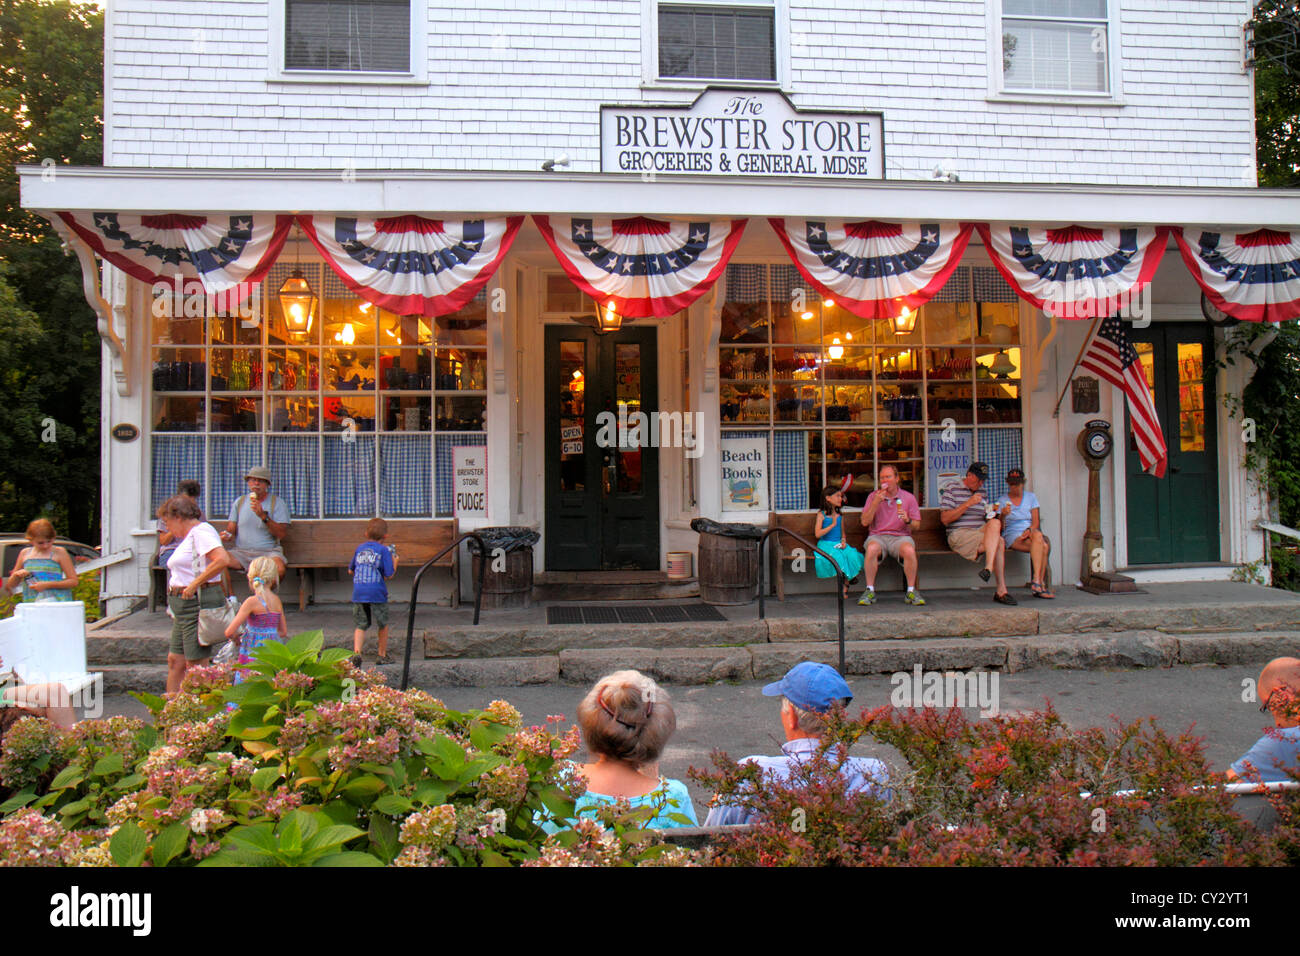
[[452, 446, 487, 518], [720, 434, 768, 512], [601, 89, 883, 179], [927, 432, 971, 507]]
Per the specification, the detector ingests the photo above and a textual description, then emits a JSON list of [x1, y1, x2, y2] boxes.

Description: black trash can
[[468, 527, 540, 608], [690, 518, 764, 606]]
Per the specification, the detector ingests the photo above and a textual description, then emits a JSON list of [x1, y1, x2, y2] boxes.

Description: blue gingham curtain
[[436, 434, 487, 517], [380, 434, 433, 516], [151, 436, 206, 516], [933, 266, 972, 303], [769, 263, 806, 305], [772, 430, 808, 511], [724, 264, 767, 303], [210, 437, 264, 518], [973, 266, 1018, 304], [268, 436, 320, 518], [324, 435, 376, 516], [977, 427, 1023, 503]]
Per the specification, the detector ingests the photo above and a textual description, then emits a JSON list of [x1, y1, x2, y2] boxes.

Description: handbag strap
[[188, 524, 232, 599]]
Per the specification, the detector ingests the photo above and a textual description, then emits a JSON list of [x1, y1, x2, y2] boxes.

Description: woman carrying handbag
[[157, 495, 232, 694]]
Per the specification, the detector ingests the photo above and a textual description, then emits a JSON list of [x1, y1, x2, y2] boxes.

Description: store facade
[[17, 0, 1300, 613]]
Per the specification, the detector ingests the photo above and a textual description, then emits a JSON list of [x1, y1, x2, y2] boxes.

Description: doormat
[[546, 604, 726, 625]]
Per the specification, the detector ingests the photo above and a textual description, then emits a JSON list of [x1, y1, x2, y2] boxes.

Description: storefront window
[[151, 260, 487, 519], [719, 263, 1025, 510]]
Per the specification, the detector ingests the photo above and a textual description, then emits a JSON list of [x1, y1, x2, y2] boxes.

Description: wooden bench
[[280, 519, 460, 611], [766, 509, 1049, 600]]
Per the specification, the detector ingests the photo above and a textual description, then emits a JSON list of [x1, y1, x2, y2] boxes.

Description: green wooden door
[[544, 325, 660, 570], [1125, 324, 1219, 564]]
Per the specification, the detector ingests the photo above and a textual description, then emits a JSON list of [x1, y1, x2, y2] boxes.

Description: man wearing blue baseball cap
[[704, 662, 891, 826]]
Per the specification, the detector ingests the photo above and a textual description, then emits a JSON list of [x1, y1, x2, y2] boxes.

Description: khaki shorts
[[947, 526, 986, 562], [228, 546, 286, 571], [168, 588, 225, 661], [866, 534, 915, 561]]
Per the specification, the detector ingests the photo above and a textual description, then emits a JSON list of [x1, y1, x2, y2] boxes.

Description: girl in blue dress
[[225, 556, 288, 684], [814, 484, 865, 598]]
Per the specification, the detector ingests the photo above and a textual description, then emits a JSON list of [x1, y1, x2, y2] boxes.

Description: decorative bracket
[[50, 217, 134, 397]]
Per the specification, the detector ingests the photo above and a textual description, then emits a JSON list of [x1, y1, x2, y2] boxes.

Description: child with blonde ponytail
[[225, 556, 288, 681]]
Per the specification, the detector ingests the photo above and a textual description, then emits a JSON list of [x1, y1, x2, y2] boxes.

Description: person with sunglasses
[[1226, 657, 1300, 783], [995, 467, 1054, 598]]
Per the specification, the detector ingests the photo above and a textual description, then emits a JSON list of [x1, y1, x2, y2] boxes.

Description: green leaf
[[414, 779, 456, 806], [279, 814, 304, 856], [480, 850, 512, 867], [228, 823, 281, 856], [285, 629, 325, 658], [319, 648, 352, 664], [128, 691, 167, 715], [302, 824, 366, 853], [109, 821, 148, 867], [340, 775, 387, 799], [0, 788, 38, 815], [469, 720, 510, 751], [368, 815, 400, 864], [319, 801, 360, 827], [372, 794, 414, 816], [110, 773, 145, 793], [91, 753, 124, 777], [539, 786, 575, 821], [48, 765, 84, 791], [433, 735, 467, 770], [150, 822, 190, 868], [58, 797, 91, 816], [250, 767, 281, 792], [312, 851, 384, 867]]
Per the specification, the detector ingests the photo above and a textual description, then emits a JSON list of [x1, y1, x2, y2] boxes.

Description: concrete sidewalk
[[87, 581, 1300, 692]]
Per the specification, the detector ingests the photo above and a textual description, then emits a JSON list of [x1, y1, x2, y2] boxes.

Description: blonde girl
[[226, 556, 288, 679]]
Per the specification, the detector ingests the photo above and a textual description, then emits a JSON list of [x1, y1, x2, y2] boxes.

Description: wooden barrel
[[472, 548, 534, 608], [697, 533, 759, 605]]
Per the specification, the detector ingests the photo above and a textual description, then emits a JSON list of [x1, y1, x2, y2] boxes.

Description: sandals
[[1030, 581, 1055, 599]]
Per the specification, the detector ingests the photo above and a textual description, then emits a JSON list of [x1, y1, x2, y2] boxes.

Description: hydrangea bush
[[0, 631, 686, 867], [692, 703, 1288, 867]]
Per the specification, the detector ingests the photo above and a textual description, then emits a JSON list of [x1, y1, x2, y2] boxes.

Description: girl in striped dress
[[225, 556, 288, 683]]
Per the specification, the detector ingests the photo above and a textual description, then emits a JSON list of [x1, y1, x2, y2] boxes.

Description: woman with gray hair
[[157, 494, 230, 695], [546, 669, 697, 830]]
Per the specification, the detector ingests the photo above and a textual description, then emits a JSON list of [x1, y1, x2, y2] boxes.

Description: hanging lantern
[[277, 269, 317, 336], [598, 301, 622, 333], [892, 306, 916, 336]]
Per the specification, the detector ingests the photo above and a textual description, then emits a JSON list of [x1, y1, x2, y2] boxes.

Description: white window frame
[[986, 0, 1124, 105], [268, 0, 428, 86], [642, 0, 789, 92]]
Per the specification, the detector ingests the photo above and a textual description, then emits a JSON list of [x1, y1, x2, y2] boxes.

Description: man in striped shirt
[[939, 462, 1018, 605]]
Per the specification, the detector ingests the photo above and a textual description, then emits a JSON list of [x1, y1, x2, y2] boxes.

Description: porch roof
[[19, 166, 1300, 227]]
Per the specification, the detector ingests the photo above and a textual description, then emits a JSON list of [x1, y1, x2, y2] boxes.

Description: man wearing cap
[[858, 463, 924, 606], [939, 462, 1017, 605], [221, 466, 290, 577], [704, 662, 891, 826]]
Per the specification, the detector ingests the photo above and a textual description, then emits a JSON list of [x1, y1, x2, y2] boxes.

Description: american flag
[[1079, 317, 1168, 478]]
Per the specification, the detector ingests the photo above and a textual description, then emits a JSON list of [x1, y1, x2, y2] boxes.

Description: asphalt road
[[98, 662, 1277, 815]]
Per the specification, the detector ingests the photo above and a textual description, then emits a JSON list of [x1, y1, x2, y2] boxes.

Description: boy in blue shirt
[[350, 518, 398, 665]]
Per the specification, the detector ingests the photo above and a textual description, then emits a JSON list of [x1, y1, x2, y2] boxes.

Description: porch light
[[892, 306, 916, 336], [277, 270, 317, 337], [598, 302, 622, 333], [800, 311, 814, 321]]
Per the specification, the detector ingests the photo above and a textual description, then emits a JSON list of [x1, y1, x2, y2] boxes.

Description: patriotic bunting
[[533, 215, 746, 318], [769, 219, 974, 319], [298, 215, 524, 317], [977, 224, 1172, 319], [56, 212, 292, 301], [1174, 227, 1300, 323], [1080, 316, 1168, 478]]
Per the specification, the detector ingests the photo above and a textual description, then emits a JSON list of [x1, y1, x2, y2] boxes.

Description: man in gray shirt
[[220, 465, 290, 577], [939, 462, 1017, 605]]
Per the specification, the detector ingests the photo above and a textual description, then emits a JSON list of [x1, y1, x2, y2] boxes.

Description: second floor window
[[659, 3, 776, 82], [286, 0, 411, 73], [1001, 0, 1109, 94]]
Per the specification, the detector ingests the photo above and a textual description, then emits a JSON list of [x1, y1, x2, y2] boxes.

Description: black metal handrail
[[401, 532, 488, 690], [756, 527, 847, 675]]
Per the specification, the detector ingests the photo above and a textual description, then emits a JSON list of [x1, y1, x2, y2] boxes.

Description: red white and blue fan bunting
[[1174, 227, 1300, 323], [977, 224, 1173, 319], [299, 215, 524, 316], [56, 212, 292, 300], [533, 216, 747, 318], [769, 219, 974, 319]]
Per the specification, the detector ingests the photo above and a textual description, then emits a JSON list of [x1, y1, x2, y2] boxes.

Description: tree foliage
[[1253, 0, 1300, 187], [0, 0, 103, 542]]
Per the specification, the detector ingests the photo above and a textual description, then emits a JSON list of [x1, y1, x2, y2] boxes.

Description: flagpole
[[1051, 313, 1105, 419]]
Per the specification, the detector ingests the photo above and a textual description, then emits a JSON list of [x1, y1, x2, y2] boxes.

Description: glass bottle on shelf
[[309, 363, 319, 390], [284, 362, 296, 390], [252, 360, 262, 389]]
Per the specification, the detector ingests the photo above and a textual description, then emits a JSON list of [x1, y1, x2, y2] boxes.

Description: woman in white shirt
[[997, 467, 1053, 599], [157, 495, 231, 693]]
